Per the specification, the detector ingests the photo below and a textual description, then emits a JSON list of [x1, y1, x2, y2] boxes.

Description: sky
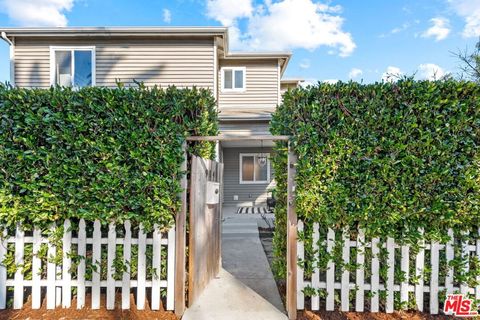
[[0, 0, 479, 84]]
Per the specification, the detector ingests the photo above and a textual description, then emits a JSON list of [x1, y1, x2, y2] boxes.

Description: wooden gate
[[188, 155, 223, 306]]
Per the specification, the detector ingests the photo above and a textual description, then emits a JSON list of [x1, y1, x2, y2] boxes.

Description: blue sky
[[0, 0, 479, 83]]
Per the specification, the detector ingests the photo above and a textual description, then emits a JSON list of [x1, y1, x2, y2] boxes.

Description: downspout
[[1, 32, 15, 86]]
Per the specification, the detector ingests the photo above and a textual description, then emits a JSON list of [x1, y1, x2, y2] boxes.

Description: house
[[0, 27, 302, 207]]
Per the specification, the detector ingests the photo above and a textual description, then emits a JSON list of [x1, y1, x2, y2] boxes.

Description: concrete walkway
[[183, 206, 286, 320]]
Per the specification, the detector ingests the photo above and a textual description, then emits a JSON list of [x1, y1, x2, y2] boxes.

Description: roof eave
[[0, 26, 229, 38]]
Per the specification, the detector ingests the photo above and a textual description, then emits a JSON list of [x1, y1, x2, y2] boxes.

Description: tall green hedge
[[0, 84, 218, 230], [270, 79, 480, 278]]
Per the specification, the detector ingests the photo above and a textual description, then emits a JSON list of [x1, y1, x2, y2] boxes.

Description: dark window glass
[[234, 70, 243, 89], [242, 156, 254, 181], [224, 69, 233, 89], [74, 51, 92, 87]]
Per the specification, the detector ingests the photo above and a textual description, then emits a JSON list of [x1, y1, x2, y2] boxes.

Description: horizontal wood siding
[[14, 38, 214, 88], [219, 121, 271, 136], [280, 82, 298, 97], [222, 147, 275, 206], [218, 59, 279, 111]]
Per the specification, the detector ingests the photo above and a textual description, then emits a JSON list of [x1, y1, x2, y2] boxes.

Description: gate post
[[286, 143, 298, 320], [174, 142, 187, 316]]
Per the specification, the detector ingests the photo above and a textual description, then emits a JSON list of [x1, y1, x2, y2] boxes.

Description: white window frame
[[221, 67, 246, 92], [239, 153, 271, 184], [49, 46, 96, 87]]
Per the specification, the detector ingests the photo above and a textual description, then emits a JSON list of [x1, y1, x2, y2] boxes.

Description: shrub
[[0, 84, 218, 230], [270, 79, 480, 279]]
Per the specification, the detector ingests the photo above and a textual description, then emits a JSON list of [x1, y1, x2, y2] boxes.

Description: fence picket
[[355, 229, 365, 312], [91, 220, 101, 309], [47, 224, 56, 309], [151, 224, 162, 310], [122, 220, 132, 310], [430, 241, 439, 314], [32, 227, 42, 309], [386, 237, 395, 313], [0, 230, 6, 309], [371, 237, 380, 312], [415, 229, 425, 312], [62, 219, 72, 308], [77, 219, 86, 309], [106, 222, 116, 310], [445, 229, 454, 295], [297, 220, 304, 310], [460, 232, 470, 295], [0, 219, 175, 311], [312, 223, 320, 311], [341, 230, 350, 311], [400, 245, 409, 308], [166, 226, 176, 310], [326, 228, 335, 311], [13, 224, 24, 309], [137, 224, 147, 310]]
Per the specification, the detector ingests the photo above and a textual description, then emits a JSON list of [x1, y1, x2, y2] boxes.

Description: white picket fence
[[297, 220, 480, 314], [0, 219, 175, 310]]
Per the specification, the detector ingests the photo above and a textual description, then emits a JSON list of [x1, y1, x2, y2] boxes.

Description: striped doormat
[[236, 207, 271, 214]]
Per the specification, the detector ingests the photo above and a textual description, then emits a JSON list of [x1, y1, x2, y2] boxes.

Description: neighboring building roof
[[0, 26, 292, 74], [281, 78, 304, 85]]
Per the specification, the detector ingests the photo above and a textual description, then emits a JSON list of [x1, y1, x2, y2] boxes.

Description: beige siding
[[14, 38, 214, 88], [218, 59, 279, 111], [222, 147, 275, 206], [280, 82, 298, 96], [219, 121, 271, 136]]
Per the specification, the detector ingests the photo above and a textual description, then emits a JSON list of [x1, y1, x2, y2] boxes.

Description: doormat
[[236, 207, 272, 214]]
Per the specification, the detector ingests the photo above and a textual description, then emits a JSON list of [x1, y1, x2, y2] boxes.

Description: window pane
[[55, 51, 72, 86], [74, 51, 92, 87], [224, 70, 233, 89], [242, 156, 254, 181], [255, 156, 268, 181], [234, 70, 243, 89]]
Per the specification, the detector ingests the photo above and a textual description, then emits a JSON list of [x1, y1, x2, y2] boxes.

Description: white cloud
[[0, 0, 74, 26], [448, 0, 480, 37], [322, 79, 339, 84], [348, 68, 362, 79], [163, 8, 172, 23], [206, 0, 356, 57], [206, 0, 253, 26], [421, 17, 450, 41], [381, 66, 403, 82], [417, 63, 446, 80], [299, 59, 310, 69]]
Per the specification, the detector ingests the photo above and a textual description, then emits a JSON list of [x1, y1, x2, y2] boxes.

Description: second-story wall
[[217, 58, 279, 111], [14, 37, 215, 88]]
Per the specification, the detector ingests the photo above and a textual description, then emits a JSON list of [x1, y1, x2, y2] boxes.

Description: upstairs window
[[222, 67, 245, 92], [50, 47, 95, 87]]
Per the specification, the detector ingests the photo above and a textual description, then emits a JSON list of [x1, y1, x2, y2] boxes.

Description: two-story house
[[0, 27, 302, 207]]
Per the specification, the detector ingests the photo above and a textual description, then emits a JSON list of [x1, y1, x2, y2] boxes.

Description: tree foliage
[[454, 38, 480, 82]]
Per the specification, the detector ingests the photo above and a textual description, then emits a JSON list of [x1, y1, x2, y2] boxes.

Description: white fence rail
[[297, 220, 480, 314], [0, 219, 175, 310]]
